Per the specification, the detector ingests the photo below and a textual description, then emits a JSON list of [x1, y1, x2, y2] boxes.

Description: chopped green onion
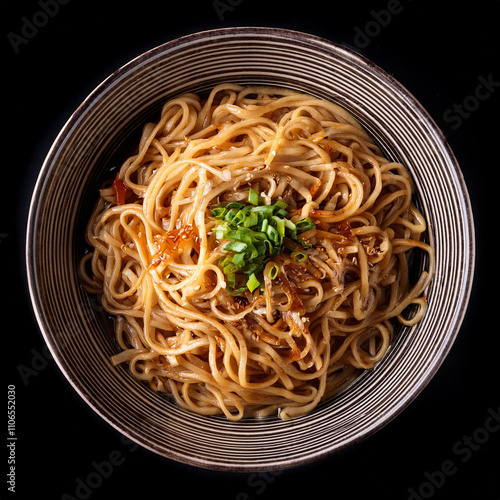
[[224, 241, 247, 253], [226, 202, 245, 209], [214, 228, 227, 240], [246, 273, 260, 292], [246, 242, 259, 260], [243, 212, 258, 228], [272, 216, 285, 238], [255, 241, 267, 256], [223, 262, 238, 274], [243, 262, 262, 275], [250, 205, 274, 216], [210, 194, 316, 293], [231, 252, 246, 268], [211, 207, 227, 218], [295, 217, 315, 231], [225, 208, 240, 222], [296, 236, 311, 249], [219, 255, 231, 266], [265, 225, 279, 245], [226, 272, 236, 288], [248, 188, 259, 205], [291, 250, 308, 262], [266, 262, 279, 280]]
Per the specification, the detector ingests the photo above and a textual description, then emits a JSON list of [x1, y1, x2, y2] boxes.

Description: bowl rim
[[26, 26, 475, 471]]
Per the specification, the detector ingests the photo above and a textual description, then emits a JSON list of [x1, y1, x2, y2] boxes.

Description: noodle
[[79, 84, 435, 421]]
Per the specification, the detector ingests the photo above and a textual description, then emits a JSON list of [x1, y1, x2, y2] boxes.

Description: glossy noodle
[[79, 84, 435, 421]]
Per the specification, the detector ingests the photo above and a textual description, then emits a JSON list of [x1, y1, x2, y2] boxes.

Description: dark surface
[[4, 1, 499, 499]]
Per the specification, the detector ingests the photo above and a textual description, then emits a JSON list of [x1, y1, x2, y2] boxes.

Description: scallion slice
[[248, 188, 259, 205], [295, 217, 315, 231], [266, 262, 279, 280], [291, 250, 308, 262], [210, 194, 315, 293], [224, 241, 247, 253], [246, 273, 260, 292]]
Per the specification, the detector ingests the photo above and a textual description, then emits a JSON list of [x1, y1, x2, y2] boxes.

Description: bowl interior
[[26, 27, 474, 471]]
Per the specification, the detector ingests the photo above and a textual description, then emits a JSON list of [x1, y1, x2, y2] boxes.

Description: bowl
[[26, 27, 474, 471]]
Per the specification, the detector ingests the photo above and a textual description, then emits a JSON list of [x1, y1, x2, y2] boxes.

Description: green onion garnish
[[295, 217, 315, 232], [224, 241, 247, 253], [246, 273, 260, 292], [291, 250, 308, 262], [266, 262, 280, 280], [248, 188, 259, 205], [211, 190, 315, 293]]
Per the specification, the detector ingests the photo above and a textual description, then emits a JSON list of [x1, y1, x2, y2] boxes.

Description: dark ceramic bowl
[[26, 27, 474, 471]]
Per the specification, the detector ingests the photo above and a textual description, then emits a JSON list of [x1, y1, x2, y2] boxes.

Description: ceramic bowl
[[26, 27, 474, 471]]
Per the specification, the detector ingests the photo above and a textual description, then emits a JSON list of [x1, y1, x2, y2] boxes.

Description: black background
[[3, 0, 499, 499]]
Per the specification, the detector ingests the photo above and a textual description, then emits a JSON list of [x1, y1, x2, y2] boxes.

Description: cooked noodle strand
[[80, 84, 434, 421]]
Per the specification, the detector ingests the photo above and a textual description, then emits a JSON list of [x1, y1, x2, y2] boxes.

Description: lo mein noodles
[[79, 84, 435, 420]]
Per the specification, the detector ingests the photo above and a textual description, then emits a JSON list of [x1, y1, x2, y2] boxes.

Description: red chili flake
[[113, 174, 130, 205]]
